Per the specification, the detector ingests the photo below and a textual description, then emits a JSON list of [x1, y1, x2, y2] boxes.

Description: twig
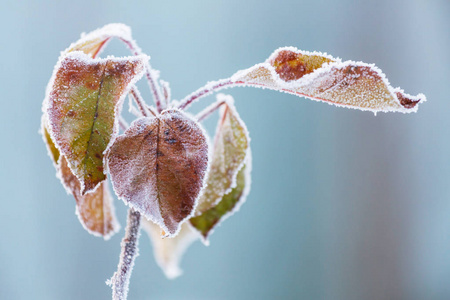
[[177, 79, 238, 111], [128, 95, 142, 118], [146, 105, 158, 117], [196, 99, 226, 122], [160, 79, 171, 109], [120, 38, 164, 113], [108, 209, 142, 300], [118, 117, 129, 132], [130, 87, 150, 117]]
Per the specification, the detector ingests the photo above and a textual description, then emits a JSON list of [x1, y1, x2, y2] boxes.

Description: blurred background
[[1, 0, 449, 299]]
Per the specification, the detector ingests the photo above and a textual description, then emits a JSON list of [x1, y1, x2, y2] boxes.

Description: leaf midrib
[[82, 62, 108, 186]]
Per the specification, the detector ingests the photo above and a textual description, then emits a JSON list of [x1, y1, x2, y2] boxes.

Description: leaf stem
[[109, 209, 142, 300], [196, 99, 226, 122], [119, 117, 129, 132], [130, 87, 150, 117], [120, 38, 164, 113], [146, 105, 158, 117], [178, 79, 238, 111], [160, 80, 171, 109]]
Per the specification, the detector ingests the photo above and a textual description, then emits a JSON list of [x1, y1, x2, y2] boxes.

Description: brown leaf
[[107, 109, 209, 237], [59, 156, 119, 239], [46, 52, 146, 194], [231, 47, 425, 113]]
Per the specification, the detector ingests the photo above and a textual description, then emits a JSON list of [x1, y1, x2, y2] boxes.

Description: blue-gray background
[[1, 0, 449, 299]]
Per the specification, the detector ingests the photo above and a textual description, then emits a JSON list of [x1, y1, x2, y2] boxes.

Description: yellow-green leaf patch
[[195, 94, 249, 214], [46, 52, 146, 194], [190, 160, 251, 241]]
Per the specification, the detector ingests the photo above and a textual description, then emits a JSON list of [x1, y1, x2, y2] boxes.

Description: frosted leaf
[[106, 109, 209, 237], [142, 220, 198, 279], [231, 47, 426, 113], [191, 155, 252, 242], [46, 51, 146, 194], [195, 94, 249, 213], [59, 156, 120, 239], [40, 24, 133, 169], [40, 115, 60, 167], [64, 23, 132, 59]]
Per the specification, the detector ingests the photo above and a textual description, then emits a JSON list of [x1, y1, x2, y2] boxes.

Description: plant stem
[[118, 117, 129, 131], [160, 80, 171, 109], [146, 105, 158, 117], [177, 79, 238, 111], [120, 38, 164, 113], [109, 209, 142, 300], [130, 87, 150, 117], [196, 99, 226, 122]]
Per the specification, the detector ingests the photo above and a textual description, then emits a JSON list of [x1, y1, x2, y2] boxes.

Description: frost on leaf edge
[[63, 23, 132, 59], [194, 151, 252, 246], [231, 46, 426, 114], [105, 109, 212, 239], [202, 93, 250, 208], [56, 156, 121, 240], [44, 51, 148, 194], [74, 180, 121, 241]]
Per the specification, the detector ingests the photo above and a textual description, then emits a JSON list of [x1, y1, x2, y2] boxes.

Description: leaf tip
[[396, 90, 426, 111]]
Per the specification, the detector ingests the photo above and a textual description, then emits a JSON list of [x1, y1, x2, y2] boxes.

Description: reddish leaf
[[59, 156, 119, 239], [65, 23, 132, 59], [46, 52, 146, 194], [231, 47, 425, 113], [107, 109, 209, 237]]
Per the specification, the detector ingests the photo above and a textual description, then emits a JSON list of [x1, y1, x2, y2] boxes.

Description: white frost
[[230, 47, 426, 114]]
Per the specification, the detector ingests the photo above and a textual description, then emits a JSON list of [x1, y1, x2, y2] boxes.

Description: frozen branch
[[196, 99, 226, 122], [108, 209, 142, 300], [178, 79, 239, 111], [120, 38, 164, 113], [119, 117, 129, 132], [130, 86, 150, 117]]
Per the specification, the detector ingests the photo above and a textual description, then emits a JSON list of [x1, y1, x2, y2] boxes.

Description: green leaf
[[231, 47, 426, 113], [41, 25, 131, 167], [195, 94, 249, 214], [190, 161, 250, 241], [107, 109, 209, 237], [46, 52, 146, 194], [190, 95, 251, 241], [59, 156, 120, 239]]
